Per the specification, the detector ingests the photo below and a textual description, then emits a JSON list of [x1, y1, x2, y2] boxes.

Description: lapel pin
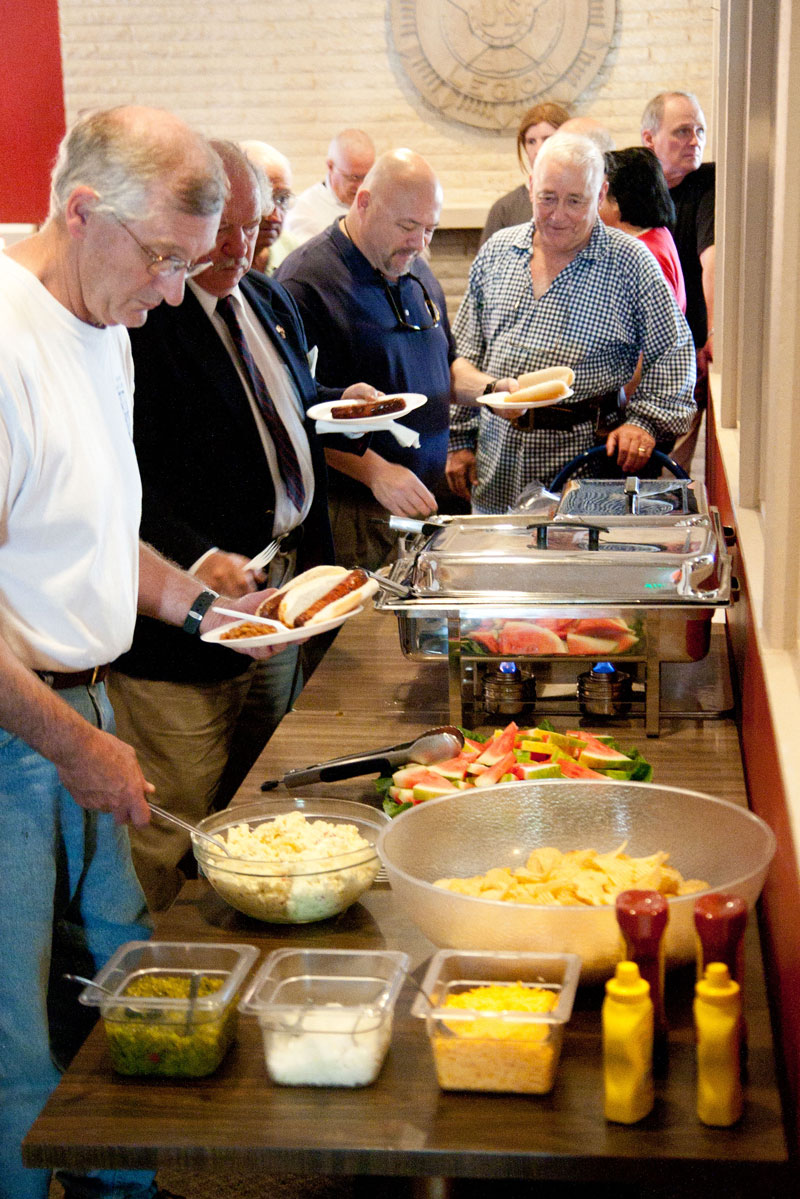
[[275, 325, 286, 339]]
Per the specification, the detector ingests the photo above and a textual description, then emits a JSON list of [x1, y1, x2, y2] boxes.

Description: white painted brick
[[57, 0, 714, 302]]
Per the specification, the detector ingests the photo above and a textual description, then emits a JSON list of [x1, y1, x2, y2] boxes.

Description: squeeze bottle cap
[[606, 959, 650, 1002], [694, 893, 747, 978], [696, 961, 740, 1004], [616, 890, 669, 954]]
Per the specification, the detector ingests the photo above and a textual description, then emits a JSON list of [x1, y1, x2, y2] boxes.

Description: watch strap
[[182, 588, 220, 636]]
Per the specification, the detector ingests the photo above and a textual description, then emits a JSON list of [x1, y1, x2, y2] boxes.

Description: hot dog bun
[[502, 378, 571, 404], [256, 566, 377, 629], [517, 365, 575, 389]]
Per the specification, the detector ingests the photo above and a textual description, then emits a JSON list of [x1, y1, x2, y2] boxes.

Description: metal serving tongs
[[261, 725, 465, 790]]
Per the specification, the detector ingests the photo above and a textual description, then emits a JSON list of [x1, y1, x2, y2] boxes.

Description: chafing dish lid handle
[[527, 520, 609, 551]]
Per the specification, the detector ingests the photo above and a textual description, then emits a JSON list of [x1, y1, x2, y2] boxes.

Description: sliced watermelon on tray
[[379, 719, 652, 815]]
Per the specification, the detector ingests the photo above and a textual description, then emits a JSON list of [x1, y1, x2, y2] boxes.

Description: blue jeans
[[0, 682, 157, 1199]]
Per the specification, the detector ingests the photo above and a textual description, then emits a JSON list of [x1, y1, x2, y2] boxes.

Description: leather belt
[[514, 389, 624, 433], [35, 664, 110, 690]]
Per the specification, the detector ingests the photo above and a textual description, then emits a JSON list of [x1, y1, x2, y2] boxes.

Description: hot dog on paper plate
[[256, 566, 378, 629], [502, 365, 575, 404]]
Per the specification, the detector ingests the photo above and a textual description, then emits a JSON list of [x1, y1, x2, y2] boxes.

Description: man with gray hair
[[107, 139, 377, 911], [240, 139, 298, 274], [284, 127, 375, 245], [447, 132, 696, 513], [0, 106, 282, 1199], [642, 91, 714, 469]]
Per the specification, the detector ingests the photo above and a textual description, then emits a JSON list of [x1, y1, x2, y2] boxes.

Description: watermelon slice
[[468, 630, 501, 653], [539, 730, 589, 754], [529, 617, 575, 636], [474, 750, 518, 788], [498, 622, 568, 655], [578, 744, 633, 770], [564, 633, 623, 656], [517, 762, 564, 780], [411, 770, 461, 802], [392, 764, 459, 790], [475, 722, 519, 766], [428, 756, 471, 781], [573, 616, 632, 633], [388, 786, 415, 803], [558, 759, 608, 780]]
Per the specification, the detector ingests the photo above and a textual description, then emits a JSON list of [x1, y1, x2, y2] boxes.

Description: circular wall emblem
[[388, 0, 617, 133]]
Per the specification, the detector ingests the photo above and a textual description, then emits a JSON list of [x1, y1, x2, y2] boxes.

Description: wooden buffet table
[[24, 608, 793, 1192]]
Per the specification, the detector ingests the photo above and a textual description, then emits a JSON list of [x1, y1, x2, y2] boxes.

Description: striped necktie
[[216, 294, 306, 510]]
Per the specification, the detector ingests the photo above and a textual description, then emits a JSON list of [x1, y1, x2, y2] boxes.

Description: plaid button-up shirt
[[449, 219, 696, 512]]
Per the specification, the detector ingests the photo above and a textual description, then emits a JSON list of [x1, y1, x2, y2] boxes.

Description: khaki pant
[[328, 488, 399, 572], [107, 669, 255, 911]]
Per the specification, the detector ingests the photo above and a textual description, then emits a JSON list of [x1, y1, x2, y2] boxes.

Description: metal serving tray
[[373, 495, 733, 735], [376, 512, 731, 610]]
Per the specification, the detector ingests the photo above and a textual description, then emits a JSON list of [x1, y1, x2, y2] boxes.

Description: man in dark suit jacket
[[108, 140, 375, 909]]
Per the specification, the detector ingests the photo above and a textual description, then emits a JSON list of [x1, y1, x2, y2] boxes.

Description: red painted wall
[[0, 0, 65, 223], [707, 401, 800, 1153]]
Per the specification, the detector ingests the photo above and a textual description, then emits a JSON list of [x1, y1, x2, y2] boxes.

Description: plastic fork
[[245, 538, 280, 573]]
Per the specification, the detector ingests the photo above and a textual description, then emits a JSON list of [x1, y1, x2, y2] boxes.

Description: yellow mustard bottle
[[602, 960, 654, 1123], [694, 962, 744, 1126]]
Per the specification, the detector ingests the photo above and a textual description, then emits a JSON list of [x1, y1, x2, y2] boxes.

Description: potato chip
[[434, 843, 707, 907]]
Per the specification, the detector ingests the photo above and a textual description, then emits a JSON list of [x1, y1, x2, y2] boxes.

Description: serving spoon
[[147, 801, 232, 856], [63, 973, 119, 998]]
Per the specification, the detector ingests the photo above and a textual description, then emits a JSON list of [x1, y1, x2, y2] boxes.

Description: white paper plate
[[202, 605, 365, 648], [474, 387, 574, 411], [307, 392, 427, 431]]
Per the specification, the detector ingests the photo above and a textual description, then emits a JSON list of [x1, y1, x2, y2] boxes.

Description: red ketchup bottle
[[616, 889, 669, 1074], [694, 893, 748, 1073]]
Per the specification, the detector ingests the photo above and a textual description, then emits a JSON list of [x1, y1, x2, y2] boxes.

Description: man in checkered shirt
[[447, 132, 696, 513]]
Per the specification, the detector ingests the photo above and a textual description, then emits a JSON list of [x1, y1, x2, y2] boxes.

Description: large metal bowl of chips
[[377, 782, 775, 982]]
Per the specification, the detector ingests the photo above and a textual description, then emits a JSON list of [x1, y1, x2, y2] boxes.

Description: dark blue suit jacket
[[114, 271, 341, 682]]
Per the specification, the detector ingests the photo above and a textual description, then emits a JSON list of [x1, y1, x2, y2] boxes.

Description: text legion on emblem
[[388, 0, 616, 132]]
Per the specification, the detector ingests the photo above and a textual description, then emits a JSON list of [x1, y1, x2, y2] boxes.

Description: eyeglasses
[[379, 273, 440, 332], [270, 189, 295, 211], [332, 167, 368, 184], [112, 214, 213, 279]]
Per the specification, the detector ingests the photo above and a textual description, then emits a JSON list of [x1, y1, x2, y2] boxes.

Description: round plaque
[[387, 0, 617, 133]]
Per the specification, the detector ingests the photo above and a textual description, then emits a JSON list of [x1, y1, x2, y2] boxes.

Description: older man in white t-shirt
[[0, 107, 284, 1199]]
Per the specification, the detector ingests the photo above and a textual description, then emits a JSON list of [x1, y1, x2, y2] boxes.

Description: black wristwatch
[[182, 588, 220, 636], [482, 380, 497, 395]]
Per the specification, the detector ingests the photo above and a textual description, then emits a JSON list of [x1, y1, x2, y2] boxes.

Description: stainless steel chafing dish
[[373, 478, 734, 735]]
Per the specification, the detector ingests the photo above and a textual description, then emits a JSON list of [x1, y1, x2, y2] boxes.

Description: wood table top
[[23, 607, 792, 1189]]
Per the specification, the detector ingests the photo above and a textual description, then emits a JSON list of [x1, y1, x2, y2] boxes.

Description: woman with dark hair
[[600, 147, 686, 311], [479, 101, 570, 246]]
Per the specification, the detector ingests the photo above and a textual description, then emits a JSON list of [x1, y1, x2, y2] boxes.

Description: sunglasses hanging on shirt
[[378, 273, 441, 332]]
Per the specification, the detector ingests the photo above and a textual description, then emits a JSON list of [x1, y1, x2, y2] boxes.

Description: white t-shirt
[[283, 180, 347, 246], [0, 252, 141, 670]]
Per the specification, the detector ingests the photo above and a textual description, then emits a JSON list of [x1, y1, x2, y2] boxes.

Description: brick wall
[[57, 0, 715, 315]]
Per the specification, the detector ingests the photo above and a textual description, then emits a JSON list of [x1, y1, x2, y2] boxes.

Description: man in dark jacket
[[108, 140, 374, 909]]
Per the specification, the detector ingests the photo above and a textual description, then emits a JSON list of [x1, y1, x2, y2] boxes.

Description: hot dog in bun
[[503, 365, 575, 404], [256, 566, 378, 629]]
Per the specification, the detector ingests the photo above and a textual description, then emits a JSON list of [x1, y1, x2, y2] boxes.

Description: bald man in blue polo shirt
[[276, 150, 456, 570]]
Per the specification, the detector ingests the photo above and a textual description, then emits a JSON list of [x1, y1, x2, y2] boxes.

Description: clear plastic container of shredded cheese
[[412, 950, 581, 1094], [239, 948, 409, 1087]]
